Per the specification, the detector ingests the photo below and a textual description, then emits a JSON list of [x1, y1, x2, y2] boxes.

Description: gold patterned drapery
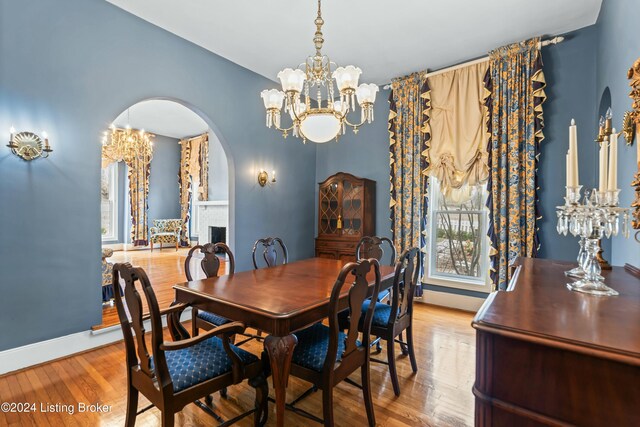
[[102, 128, 153, 246], [178, 133, 209, 246], [484, 38, 547, 290], [388, 73, 431, 296], [426, 62, 490, 194], [128, 153, 151, 245]]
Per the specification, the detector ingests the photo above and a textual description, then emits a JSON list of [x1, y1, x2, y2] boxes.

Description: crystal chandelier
[[102, 123, 154, 165], [260, 0, 379, 143]]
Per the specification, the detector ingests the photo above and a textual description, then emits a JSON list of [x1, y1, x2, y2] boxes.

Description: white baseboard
[[0, 308, 191, 376], [417, 290, 486, 312]]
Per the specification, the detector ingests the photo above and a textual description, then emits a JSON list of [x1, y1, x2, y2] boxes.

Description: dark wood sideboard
[[472, 257, 640, 427], [315, 172, 376, 261]]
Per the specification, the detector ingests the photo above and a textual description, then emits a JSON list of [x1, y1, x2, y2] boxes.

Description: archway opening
[[97, 99, 231, 329]]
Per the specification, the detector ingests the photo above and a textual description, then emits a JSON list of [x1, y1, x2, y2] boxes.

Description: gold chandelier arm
[[342, 116, 367, 129], [273, 122, 296, 133]]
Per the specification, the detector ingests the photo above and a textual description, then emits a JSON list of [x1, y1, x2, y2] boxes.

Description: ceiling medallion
[[260, 0, 378, 144]]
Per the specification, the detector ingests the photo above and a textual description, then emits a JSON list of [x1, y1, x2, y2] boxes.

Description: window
[[426, 178, 489, 290], [101, 163, 118, 241]]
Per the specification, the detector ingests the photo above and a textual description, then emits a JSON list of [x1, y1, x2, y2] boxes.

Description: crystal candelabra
[[556, 186, 630, 296]]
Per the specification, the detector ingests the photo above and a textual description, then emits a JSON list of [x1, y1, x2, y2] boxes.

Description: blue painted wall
[[208, 131, 230, 201], [595, 0, 640, 266], [537, 26, 602, 261], [0, 0, 316, 351], [148, 135, 181, 224]]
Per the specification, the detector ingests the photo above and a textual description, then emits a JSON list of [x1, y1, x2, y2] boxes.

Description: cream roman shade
[[426, 62, 489, 193]]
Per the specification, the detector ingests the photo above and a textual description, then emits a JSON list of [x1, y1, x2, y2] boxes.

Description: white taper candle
[[607, 130, 618, 191], [569, 119, 579, 186]]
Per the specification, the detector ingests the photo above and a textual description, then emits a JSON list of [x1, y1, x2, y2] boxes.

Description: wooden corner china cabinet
[[315, 172, 376, 261]]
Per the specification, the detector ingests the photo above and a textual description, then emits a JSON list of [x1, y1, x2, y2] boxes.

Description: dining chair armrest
[[160, 321, 246, 351], [139, 303, 189, 323]]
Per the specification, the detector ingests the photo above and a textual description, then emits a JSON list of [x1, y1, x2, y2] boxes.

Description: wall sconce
[[623, 111, 636, 146], [257, 169, 276, 187], [7, 127, 52, 160]]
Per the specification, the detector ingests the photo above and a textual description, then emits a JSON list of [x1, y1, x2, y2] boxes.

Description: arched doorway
[[97, 98, 232, 328]]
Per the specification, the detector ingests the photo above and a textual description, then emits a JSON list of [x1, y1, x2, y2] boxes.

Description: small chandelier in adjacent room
[[101, 109, 154, 165], [260, 0, 379, 143]]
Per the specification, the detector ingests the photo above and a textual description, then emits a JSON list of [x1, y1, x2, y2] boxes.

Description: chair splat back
[[356, 236, 397, 266], [113, 263, 164, 380], [390, 248, 420, 323], [185, 242, 235, 281], [252, 237, 288, 269], [326, 259, 381, 371]]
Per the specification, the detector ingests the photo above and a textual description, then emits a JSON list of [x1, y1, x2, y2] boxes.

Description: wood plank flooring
[[1, 304, 475, 426], [97, 248, 227, 330]]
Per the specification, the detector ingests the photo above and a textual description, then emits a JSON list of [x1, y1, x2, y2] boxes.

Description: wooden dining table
[[170, 257, 395, 427]]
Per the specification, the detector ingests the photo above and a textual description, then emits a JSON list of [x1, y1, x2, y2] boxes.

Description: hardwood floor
[[1, 304, 475, 426], [97, 248, 227, 330]]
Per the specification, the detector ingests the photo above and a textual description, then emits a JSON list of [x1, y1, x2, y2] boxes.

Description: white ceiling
[[106, 0, 602, 85], [112, 100, 209, 139]]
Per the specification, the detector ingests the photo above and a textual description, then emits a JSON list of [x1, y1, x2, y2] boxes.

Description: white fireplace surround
[[194, 200, 229, 246]]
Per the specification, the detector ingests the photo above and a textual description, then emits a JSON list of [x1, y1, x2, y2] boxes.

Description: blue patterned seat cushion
[[361, 300, 395, 327], [376, 289, 391, 302], [292, 323, 360, 372], [152, 336, 258, 392], [197, 310, 231, 326]]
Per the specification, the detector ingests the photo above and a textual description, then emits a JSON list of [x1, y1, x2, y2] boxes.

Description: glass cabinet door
[[341, 179, 363, 236], [319, 181, 340, 235]]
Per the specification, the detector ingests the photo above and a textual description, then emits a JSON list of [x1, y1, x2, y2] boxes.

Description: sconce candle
[[43, 131, 51, 152]]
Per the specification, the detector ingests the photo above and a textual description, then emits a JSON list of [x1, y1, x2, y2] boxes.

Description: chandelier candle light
[[260, 0, 379, 143], [557, 119, 631, 296], [102, 124, 154, 165]]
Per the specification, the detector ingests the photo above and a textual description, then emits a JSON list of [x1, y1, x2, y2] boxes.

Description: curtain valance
[[426, 62, 489, 194]]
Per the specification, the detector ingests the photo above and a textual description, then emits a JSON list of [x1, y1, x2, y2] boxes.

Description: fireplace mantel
[[194, 200, 229, 245], [195, 201, 229, 206]]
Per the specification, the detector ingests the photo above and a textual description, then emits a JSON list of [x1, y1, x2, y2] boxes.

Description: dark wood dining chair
[[112, 262, 268, 427], [356, 236, 397, 266], [359, 247, 420, 397], [252, 237, 288, 269], [285, 258, 382, 426], [185, 242, 235, 337], [356, 236, 396, 302]]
